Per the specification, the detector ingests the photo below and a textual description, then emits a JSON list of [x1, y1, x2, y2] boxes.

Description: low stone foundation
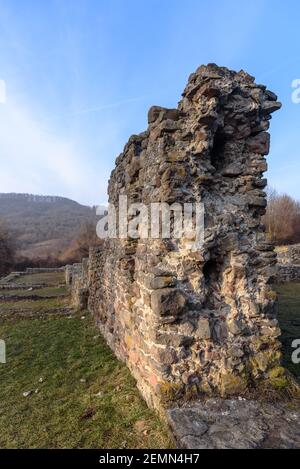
[[0, 268, 64, 283], [275, 244, 300, 282], [65, 264, 82, 286], [65, 260, 90, 310], [276, 244, 300, 265], [25, 267, 65, 274], [276, 264, 300, 283]]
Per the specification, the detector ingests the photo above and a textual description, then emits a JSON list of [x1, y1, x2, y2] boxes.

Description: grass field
[[12, 272, 65, 286], [0, 273, 173, 449], [0, 297, 68, 313], [0, 286, 68, 298]]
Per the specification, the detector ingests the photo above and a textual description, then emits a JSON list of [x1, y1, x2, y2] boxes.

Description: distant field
[[0, 286, 68, 298], [0, 297, 68, 313], [12, 272, 65, 286]]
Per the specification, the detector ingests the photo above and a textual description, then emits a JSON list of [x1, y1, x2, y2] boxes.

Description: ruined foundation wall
[[87, 65, 284, 409], [276, 244, 300, 265], [25, 267, 65, 274], [66, 260, 90, 310], [277, 264, 300, 282], [275, 244, 300, 282]]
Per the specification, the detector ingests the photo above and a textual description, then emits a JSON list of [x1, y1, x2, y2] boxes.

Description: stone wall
[[66, 261, 90, 310], [277, 264, 300, 282], [275, 244, 300, 282], [65, 264, 82, 286], [276, 244, 300, 265], [25, 267, 65, 274], [75, 64, 285, 410]]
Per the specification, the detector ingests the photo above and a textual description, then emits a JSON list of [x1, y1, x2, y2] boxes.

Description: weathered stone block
[[195, 318, 211, 340], [247, 132, 270, 155], [150, 276, 176, 290], [151, 288, 187, 317]]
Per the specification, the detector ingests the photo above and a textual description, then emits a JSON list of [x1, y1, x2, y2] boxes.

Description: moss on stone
[[250, 350, 282, 375], [220, 372, 249, 397], [264, 289, 277, 301], [159, 381, 183, 403], [267, 366, 286, 380], [269, 375, 289, 390], [184, 384, 201, 401], [199, 381, 213, 395]]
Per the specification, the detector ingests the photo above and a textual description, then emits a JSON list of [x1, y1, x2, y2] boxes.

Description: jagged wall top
[[108, 63, 281, 208]]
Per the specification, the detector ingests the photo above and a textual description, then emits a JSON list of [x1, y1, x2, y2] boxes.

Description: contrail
[[48, 95, 148, 121]]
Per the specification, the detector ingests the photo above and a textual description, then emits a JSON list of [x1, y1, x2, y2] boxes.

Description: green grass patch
[[0, 286, 68, 299], [0, 315, 172, 449], [0, 297, 68, 313], [13, 272, 65, 286], [275, 283, 300, 381]]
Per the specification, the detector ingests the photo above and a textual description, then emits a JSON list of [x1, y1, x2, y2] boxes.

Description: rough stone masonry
[[72, 64, 286, 410]]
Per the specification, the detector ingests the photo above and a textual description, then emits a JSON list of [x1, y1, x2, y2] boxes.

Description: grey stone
[[151, 288, 187, 317], [246, 132, 270, 155], [194, 318, 211, 340], [166, 399, 300, 449]]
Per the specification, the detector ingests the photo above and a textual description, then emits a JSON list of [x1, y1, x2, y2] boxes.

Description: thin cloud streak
[[45, 95, 148, 122]]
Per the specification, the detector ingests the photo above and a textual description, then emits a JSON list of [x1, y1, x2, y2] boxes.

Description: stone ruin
[[276, 244, 300, 282], [65, 261, 89, 310], [68, 64, 287, 411]]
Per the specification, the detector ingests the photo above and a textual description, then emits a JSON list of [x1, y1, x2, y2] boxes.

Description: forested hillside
[[0, 193, 98, 259]]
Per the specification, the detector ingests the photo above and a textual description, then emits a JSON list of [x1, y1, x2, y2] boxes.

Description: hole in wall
[[203, 259, 218, 286], [211, 131, 226, 171]]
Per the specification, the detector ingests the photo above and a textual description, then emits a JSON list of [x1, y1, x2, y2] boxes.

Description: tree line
[[0, 220, 16, 277], [263, 189, 300, 245], [0, 220, 102, 277]]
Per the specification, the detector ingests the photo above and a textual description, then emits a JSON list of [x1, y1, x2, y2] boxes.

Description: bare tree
[[60, 222, 102, 263], [264, 188, 300, 245], [0, 219, 16, 277]]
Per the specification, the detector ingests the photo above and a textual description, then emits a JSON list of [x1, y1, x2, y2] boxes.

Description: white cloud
[[0, 98, 91, 202]]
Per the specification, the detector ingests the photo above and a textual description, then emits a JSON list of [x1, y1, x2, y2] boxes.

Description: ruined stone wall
[[277, 264, 300, 282], [276, 244, 300, 265], [25, 267, 64, 274], [86, 64, 284, 409], [66, 260, 90, 310], [275, 244, 300, 282], [65, 264, 82, 286]]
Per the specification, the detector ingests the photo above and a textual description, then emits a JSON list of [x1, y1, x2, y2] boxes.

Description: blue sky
[[0, 0, 299, 205]]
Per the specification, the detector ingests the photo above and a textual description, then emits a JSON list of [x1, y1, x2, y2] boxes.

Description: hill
[[0, 193, 98, 260]]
